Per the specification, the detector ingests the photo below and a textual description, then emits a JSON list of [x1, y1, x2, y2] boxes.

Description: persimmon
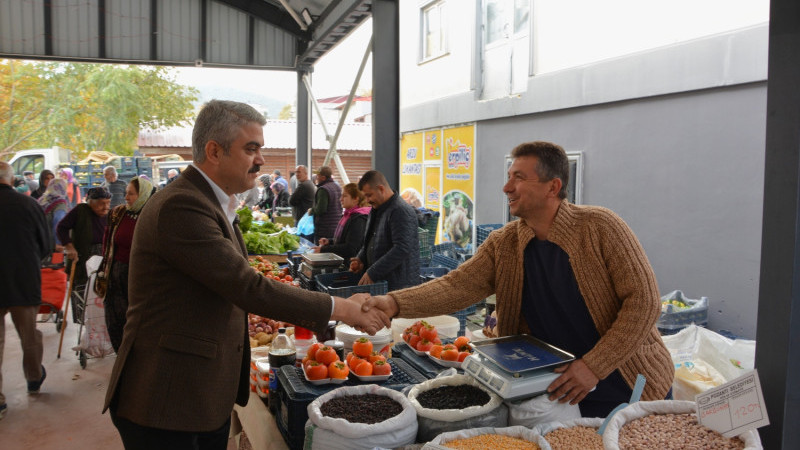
[[352, 337, 373, 357], [453, 336, 471, 351], [307, 342, 323, 360], [354, 360, 373, 376], [368, 352, 386, 364], [429, 344, 444, 359], [457, 351, 470, 362], [419, 323, 438, 342], [441, 348, 459, 361], [372, 360, 391, 376], [416, 339, 433, 352], [315, 346, 339, 366], [305, 361, 328, 380], [328, 361, 349, 379]]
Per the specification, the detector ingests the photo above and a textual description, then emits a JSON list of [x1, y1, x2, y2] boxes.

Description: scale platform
[[462, 334, 575, 401]]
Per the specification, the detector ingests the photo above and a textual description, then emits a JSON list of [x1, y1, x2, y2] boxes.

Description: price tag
[[695, 369, 769, 438]]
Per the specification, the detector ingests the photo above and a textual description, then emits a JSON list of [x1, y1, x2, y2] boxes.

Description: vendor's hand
[[348, 293, 371, 305], [331, 295, 391, 334], [361, 295, 399, 320], [311, 246, 321, 253], [349, 258, 364, 273], [358, 271, 374, 286], [54, 244, 64, 253], [64, 244, 78, 261], [318, 238, 329, 247], [547, 359, 599, 405]]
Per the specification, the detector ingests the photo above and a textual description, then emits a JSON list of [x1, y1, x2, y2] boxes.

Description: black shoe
[[0, 403, 7, 419], [27, 365, 46, 394]]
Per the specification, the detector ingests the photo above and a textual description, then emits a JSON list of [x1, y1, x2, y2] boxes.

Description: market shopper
[[99, 176, 154, 352], [0, 161, 50, 419], [58, 167, 82, 208], [102, 100, 390, 449], [56, 187, 111, 289], [253, 174, 274, 212], [102, 166, 128, 208], [362, 141, 674, 417], [30, 169, 55, 200], [289, 164, 315, 226], [313, 182, 370, 260], [38, 179, 70, 254], [270, 179, 290, 218], [350, 170, 420, 291], [311, 166, 343, 242]]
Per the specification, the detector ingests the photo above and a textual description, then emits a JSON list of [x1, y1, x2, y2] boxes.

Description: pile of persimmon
[[345, 337, 392, 377], [302, 342, 349, 381], [401, 320, 443, 352], [429, 336, 473, 363]]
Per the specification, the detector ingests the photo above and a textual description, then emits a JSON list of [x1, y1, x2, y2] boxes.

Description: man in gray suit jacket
[[103, 100, 389, 449]]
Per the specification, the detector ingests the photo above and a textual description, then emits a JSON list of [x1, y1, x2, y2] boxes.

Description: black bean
[[416, 384, 490, 410], [320, 394, 403, 424]]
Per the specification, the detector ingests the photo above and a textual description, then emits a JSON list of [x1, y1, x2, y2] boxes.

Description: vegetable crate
[[314, 271, 388, 297], [275, 359, 427, 450], [476, 223, 504, 247]]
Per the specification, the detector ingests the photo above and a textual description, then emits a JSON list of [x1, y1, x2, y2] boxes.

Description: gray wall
[[476, 83, 766, 338]]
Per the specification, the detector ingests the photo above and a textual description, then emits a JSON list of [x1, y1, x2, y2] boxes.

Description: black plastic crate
[[420, 266, 450, 284], [430, 254, 459, 271], [315, 271, 387, 297], [297, 272, 315, 291], [477, 223, 504, 247], [419, 227, 432, 262], [432, 241, 459, 259], [275, 358, 426, 449], [286, 253, 303, 279]]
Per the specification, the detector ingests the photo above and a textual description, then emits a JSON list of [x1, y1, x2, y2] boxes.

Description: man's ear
[[204, 141, 222, 165], [548, 178, 563, 198]]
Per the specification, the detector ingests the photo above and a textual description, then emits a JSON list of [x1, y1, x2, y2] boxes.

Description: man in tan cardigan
[[103, 100, 390, 449], [364, 141, 673, 417]]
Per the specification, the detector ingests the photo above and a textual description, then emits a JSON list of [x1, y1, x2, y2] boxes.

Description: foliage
[[278, 103, 294, 120], [0, 60, 198, 159], [243, 230, 299, 254]]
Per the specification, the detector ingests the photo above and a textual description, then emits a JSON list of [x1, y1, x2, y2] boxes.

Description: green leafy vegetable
[[243, 230, 301, 255], [236, 207, 253, 232]]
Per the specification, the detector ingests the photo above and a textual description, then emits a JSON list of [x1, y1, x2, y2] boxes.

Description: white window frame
[[419, 0, 448, 63]]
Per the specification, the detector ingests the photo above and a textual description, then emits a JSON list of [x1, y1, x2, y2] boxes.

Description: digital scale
[[462, 335, 575, 401], [300, 253, 344, 279]]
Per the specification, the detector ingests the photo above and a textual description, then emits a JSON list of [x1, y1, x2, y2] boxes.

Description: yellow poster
[[423, 130, 442, 162], [424, 165, 441, 212], [399, 132, 424, 207], [441, 125, 476, 251]]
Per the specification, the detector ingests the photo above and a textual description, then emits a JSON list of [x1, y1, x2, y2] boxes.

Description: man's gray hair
[[0, 161, 14, 184], [103, 166, 118, 176], [192, 100, 266, 163]]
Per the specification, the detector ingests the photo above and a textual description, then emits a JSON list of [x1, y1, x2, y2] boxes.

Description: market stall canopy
[[0, 0, 371, 70]]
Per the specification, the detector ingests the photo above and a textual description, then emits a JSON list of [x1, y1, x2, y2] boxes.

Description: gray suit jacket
[[103, 165, 332, 432]]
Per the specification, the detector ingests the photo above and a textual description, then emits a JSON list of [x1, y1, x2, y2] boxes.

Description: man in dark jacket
[[311, 166, 343, 242], [0, 161, 50, 418], [289, 165, 316, 226], [350, 170, 420, 291]]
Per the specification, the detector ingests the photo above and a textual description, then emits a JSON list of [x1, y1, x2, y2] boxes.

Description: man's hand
[[349, 257, 364, 273], [547, 359, 599, 405], [317, 238, 329, 247], [64, 243, 78, 261], [361, 295, 399, 320], [358, 271, 374, 286], [331, 295, 391, 335]]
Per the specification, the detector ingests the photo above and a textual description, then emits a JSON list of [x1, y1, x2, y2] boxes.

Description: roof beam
[[214, 0, 310, 41]]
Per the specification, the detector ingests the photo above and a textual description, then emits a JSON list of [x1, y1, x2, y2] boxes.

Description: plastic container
[[315, 271, 388, 297], [391, 316, 460, 345], [476, 223, 504, 247], [268, 328, 296, 413]]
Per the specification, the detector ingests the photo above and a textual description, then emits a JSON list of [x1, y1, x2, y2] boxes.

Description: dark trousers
[[110, 407, 231, 450]]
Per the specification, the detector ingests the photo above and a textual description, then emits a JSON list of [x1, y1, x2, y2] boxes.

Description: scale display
[[463, 335, 575, 400]]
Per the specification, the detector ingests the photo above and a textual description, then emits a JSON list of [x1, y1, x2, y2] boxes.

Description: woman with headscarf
[[253, 174, 274, 213], [313, 183, 371, 260], [58, 167, 82, 208], [99, 176, 154, 351], [56, 187, 111, 289], [31, 169, 55, 200], [38, 179, 70, 254], [270, 180, 289, 219]]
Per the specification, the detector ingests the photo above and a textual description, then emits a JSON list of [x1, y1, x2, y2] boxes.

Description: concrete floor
[[1, 314, 243, 450]]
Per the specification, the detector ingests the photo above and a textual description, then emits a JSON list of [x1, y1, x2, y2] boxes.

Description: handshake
[[330, 293, 400, 336]]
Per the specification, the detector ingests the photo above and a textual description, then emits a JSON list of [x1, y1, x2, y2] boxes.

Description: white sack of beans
[[423, 425, 548, 450], [534, 417, 605, 450], [601, 400, 762, 450], [305, 384, 417, 450], [506, 393, 581, 428], [409, 374, 508, 442]]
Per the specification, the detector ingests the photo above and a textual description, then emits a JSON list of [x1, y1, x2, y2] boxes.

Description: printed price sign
[[695, 370, 769, 438]]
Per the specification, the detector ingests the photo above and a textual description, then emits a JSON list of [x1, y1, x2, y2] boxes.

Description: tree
[[0, 60, 198, 159], [278, 103, 294, 120]]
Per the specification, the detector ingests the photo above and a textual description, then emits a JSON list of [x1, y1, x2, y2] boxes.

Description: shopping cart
[[57, 258, 94, 368], [38, 253, 67, 332]]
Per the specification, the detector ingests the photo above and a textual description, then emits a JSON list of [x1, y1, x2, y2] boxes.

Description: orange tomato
[[441, 348, 459, 361], [372, 360, 391, 376], [352, 337, 373, 358], [368, 352, 386, 364], [307, 342, 324, 360], [454, 336, 471, 351], [429, 344, 444, 359], [354, 361, 373, 376], [328, 361, 349, 379], [305, 361, 328, 380], [315, 346, 339, 366]]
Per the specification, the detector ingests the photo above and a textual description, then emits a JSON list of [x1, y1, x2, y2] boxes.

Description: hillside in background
[[191, 83, 290, 119]]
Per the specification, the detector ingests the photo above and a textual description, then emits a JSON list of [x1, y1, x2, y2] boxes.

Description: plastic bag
[[423, 425, 548, 449], [304, 384, 417, 450], [408, 374, 507, 442], [601, 400, 762, 450], [661, 325, 755, 399], [297, 211, 314, 236], [506, 393, 581, 428], [71, 256, 114, 358], [658, 289, 709, 332]]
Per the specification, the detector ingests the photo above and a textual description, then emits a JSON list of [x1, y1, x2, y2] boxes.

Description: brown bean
[[545, 426, 603, 450], [443, 434, 541, 450], [618, 413, 745, 449]]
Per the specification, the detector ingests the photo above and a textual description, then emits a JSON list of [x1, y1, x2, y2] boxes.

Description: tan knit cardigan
[[391, 200, 674, 401]]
